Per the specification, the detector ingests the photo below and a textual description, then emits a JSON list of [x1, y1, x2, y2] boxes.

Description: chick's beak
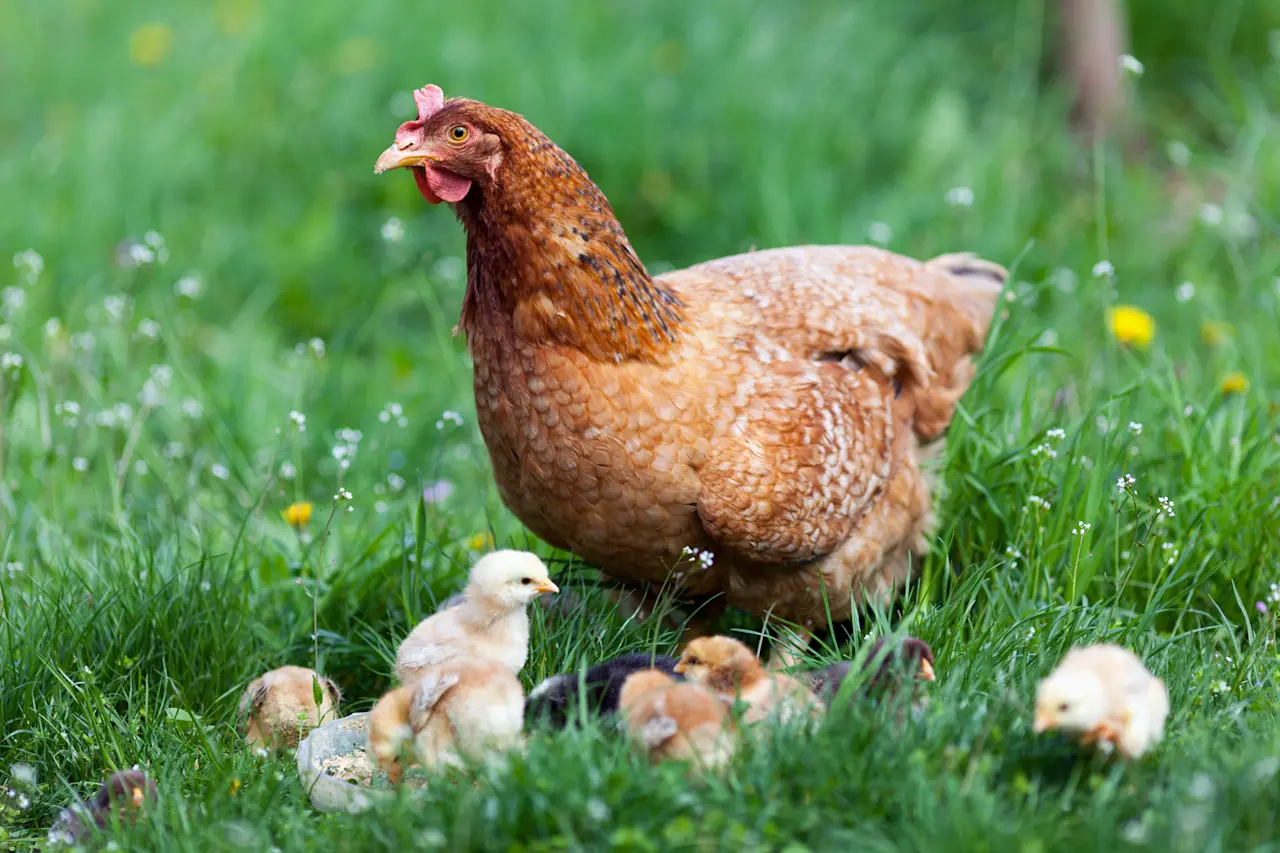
[[1032, 710, 1054, 734], [673, 661, 686, 674], [374, 141, 440, 175], [534, 578, 559, 595], [918, 658, 936, 682], [130, 787, 144, 807]]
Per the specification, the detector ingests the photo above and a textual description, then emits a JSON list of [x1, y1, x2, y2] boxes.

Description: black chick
[[46, 770, 157, 848], [808, 637, 935, 708], [526, 653, 680, 729]]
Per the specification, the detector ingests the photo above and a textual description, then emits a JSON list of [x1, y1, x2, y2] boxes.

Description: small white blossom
[[279, 461, 297, 480], [867, 221, 893, 245], [387, 473, 406, 492], [55, 400, 80, 426], [945, 186, 975, 207], [1027, 495, 1051, 511], [1198, 203, 1224, 226], [288, 410, 307, 431], [1051, 267, 1078, 294], [1183, 404, 1194, 417], [1046, 428, 1066, 441], [13, 249, 44, 283], [1030, 443, 1057, 459], [44, 317, 62, 337], [72, 456, 89, 472], [1, 352, 23, 373], [164, 441, 184, 458], [681, 545, 715, 569], [1166, 140, 1191, 168], [103, 294, 130, 323], [1156, 496, 1175, 519], [308, 337, 326, 358], [182, 397, 203, 419], [175, 273, 203, 299], [136, 318, 161, 340], [1092, 260, 1115, 279], [380, 216, 405, 243], [335, 488, 353, 502], [433, 256, 464, 281], [1175, 281, 1196, 303], [210, 463, 231, 481], [1, 287, 24, 319], [423, 480, 455, 503], [374, 500, 389, 514], [1072, 521, 1092, 536], [200, 580, 212, 592], [1119, 54, 1144, 75], [1210, 679, 1229, 695], [71, 331, 96, 352], [436, 410, 464, 430], [1128, 421, 1143, 436], [1117, 474, 1136, 491]]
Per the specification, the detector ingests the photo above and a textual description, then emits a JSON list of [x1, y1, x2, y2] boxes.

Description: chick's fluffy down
[[240, 666, 340, 749], [619, 670, 735, 769], [410, 658, 525, 768], [367, 685, 415, 784]]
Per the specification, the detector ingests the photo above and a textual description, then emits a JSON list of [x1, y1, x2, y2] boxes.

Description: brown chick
[[676, 636, 822, 724], [618, 669, 735, 769], [240, 665, 341, 749], [367, 685, 415, 784], [408, 658, 525, 769], [374, 85, 1003, 633], [46, 770, 157, 848], [395, 550, 558, 684]]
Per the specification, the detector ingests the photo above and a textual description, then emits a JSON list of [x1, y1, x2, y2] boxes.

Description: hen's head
[[374, 85, 509, 205], [675, 636, 763, 691]]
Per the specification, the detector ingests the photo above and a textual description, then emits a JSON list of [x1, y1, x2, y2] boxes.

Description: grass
[[2, 0, 1279, 849]]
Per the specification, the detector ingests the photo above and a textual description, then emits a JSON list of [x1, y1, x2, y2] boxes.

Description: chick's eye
[[520, 577, 532, 585], [448, 125, 469, 143], [686, 657, 699, 666], [1058, 702, 1070, 712]]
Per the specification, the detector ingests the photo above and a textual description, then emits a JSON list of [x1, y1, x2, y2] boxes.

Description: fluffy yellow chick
[[676, 636, 822, 724], [409, 658, 525, 769], [395, 550, 558, 683], [367, 685, 415, 783], [618, 669, 735, 769], [1033, 643, 1169, 759], [240, 665, 340, 749]]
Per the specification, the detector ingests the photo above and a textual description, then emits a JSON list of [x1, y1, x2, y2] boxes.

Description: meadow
[[2, 0, 1280, 849]]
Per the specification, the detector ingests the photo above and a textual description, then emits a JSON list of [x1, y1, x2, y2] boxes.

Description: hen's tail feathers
[[909, 253, 1006, 441]]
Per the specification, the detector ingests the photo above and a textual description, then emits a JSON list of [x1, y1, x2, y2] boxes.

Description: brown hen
[[375, 85, 1003, 627]]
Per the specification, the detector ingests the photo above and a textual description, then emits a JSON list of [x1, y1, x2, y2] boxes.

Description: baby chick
[[1033, 643, 1169, 759], [525, 652, 681, 729], [367, 685, 415, 784], [676, 636, 822, 724], [618, 669, 735, 769], [808, 636, 936, 707], [409, 658, 526, 769], [240, 665, 341, 749], [46, 770, 156, 848], [395, 550, 558, 683]]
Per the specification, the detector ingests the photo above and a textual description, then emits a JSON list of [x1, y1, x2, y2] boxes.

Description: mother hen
[[375, 86, 1003, 629]]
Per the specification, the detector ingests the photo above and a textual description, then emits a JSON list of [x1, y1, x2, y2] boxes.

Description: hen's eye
[[520, 577, 532, 585], [1058, 702, 1070, 712], [448, 125, 469, 143]]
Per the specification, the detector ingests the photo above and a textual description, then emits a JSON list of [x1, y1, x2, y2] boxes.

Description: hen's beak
[[1032, 710, 1055, 734], [534, 578, 559, 595], [374, 142, 440, 175], [130, 787, 144, 807], [918, 658, 936, 682]]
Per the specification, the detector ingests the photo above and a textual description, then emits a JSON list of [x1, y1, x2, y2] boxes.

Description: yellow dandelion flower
[[228, 778, 241, 796], [466, 532, 494, 551], [1107, 305, 1156, 349], [129, 23, 173, 67], [1200, 321, 1232, 346], [1220, 372, 1248, 395], [282, 501, 313, 528]]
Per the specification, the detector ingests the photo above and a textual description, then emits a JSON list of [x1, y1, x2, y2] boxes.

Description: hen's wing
[[695, 357, 902, 565], [672, 245, 1005, 441]]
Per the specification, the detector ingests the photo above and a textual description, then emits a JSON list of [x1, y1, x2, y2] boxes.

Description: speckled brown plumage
[[377, 86, 1004, 624]]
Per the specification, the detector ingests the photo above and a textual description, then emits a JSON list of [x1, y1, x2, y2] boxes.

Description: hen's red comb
[[394, 85, 446, 148]]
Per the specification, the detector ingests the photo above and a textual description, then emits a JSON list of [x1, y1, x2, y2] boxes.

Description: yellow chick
[[395, 550, 558, 683], [367, 685, 415, 784], [1033, 643, 1169, 759], [240, 665, 341, 749], [408, 658, 525, 769], [618, 669, 735, 769], [675, 636, 823, 724]]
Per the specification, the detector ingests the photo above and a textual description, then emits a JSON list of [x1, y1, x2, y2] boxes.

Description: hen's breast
[[469, 326, 719, 587]]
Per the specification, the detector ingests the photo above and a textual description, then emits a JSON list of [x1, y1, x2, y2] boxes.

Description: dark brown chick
[[808, 636, 936, 709], [675, 636, 822, 724], [46, 770, 156, 848]]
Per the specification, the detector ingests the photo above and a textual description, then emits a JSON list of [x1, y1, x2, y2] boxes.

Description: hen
[[376, 85, 1003, 627]]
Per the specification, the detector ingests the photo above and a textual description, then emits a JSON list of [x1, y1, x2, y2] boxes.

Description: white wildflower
[[374, 500, 388, 514], [1030, 443, 1057, 459], [387, 473, 406, 492], [1, 352, 22, 373], [945, 186, 975, 207], [279, 461, 296, 480], [1175, 281, 1196, 303], [308, 337, 326, 358], [1046, 428, 1066, 441], [1156, 496, 1175, 519], [288, 410, 307, 431], [1198, 203, 1223, 226], [1119, 54, 1144, 75], [432, 256, 464, 282], [55, 400, 80, 426], [200, 580, 212, 592], [175, 273, 203, 299], [422, 480, 455, 503], [1117, 474, 1136, 491], [1092, 260, 1115, 279], [182, 398, 203, 419], [1051, 267, 1078, 294], [1166, 141, 1191, 168], [1, 287, 24, 319], [335, 488, 353, 502], [136, 318, 161, 340], [1128, 421, 1143, 436], [71, 331, 96, 352], [1027, 495, 1051, 511], [13, 249, 44, 283], [164, 441, 184, 458], [134, 460, 148, 476], [1071, 521, 1092, 536], [1210, 679, 1229, 695], [103, 294, 129, 323], [210, 463, 231, 481], [72, 456, 89, 472], [380, 216, 405, 243], [867, 221, 893, 245]]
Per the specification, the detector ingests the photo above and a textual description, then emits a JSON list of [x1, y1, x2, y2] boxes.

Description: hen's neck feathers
[[454, 108, 685, 363]]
